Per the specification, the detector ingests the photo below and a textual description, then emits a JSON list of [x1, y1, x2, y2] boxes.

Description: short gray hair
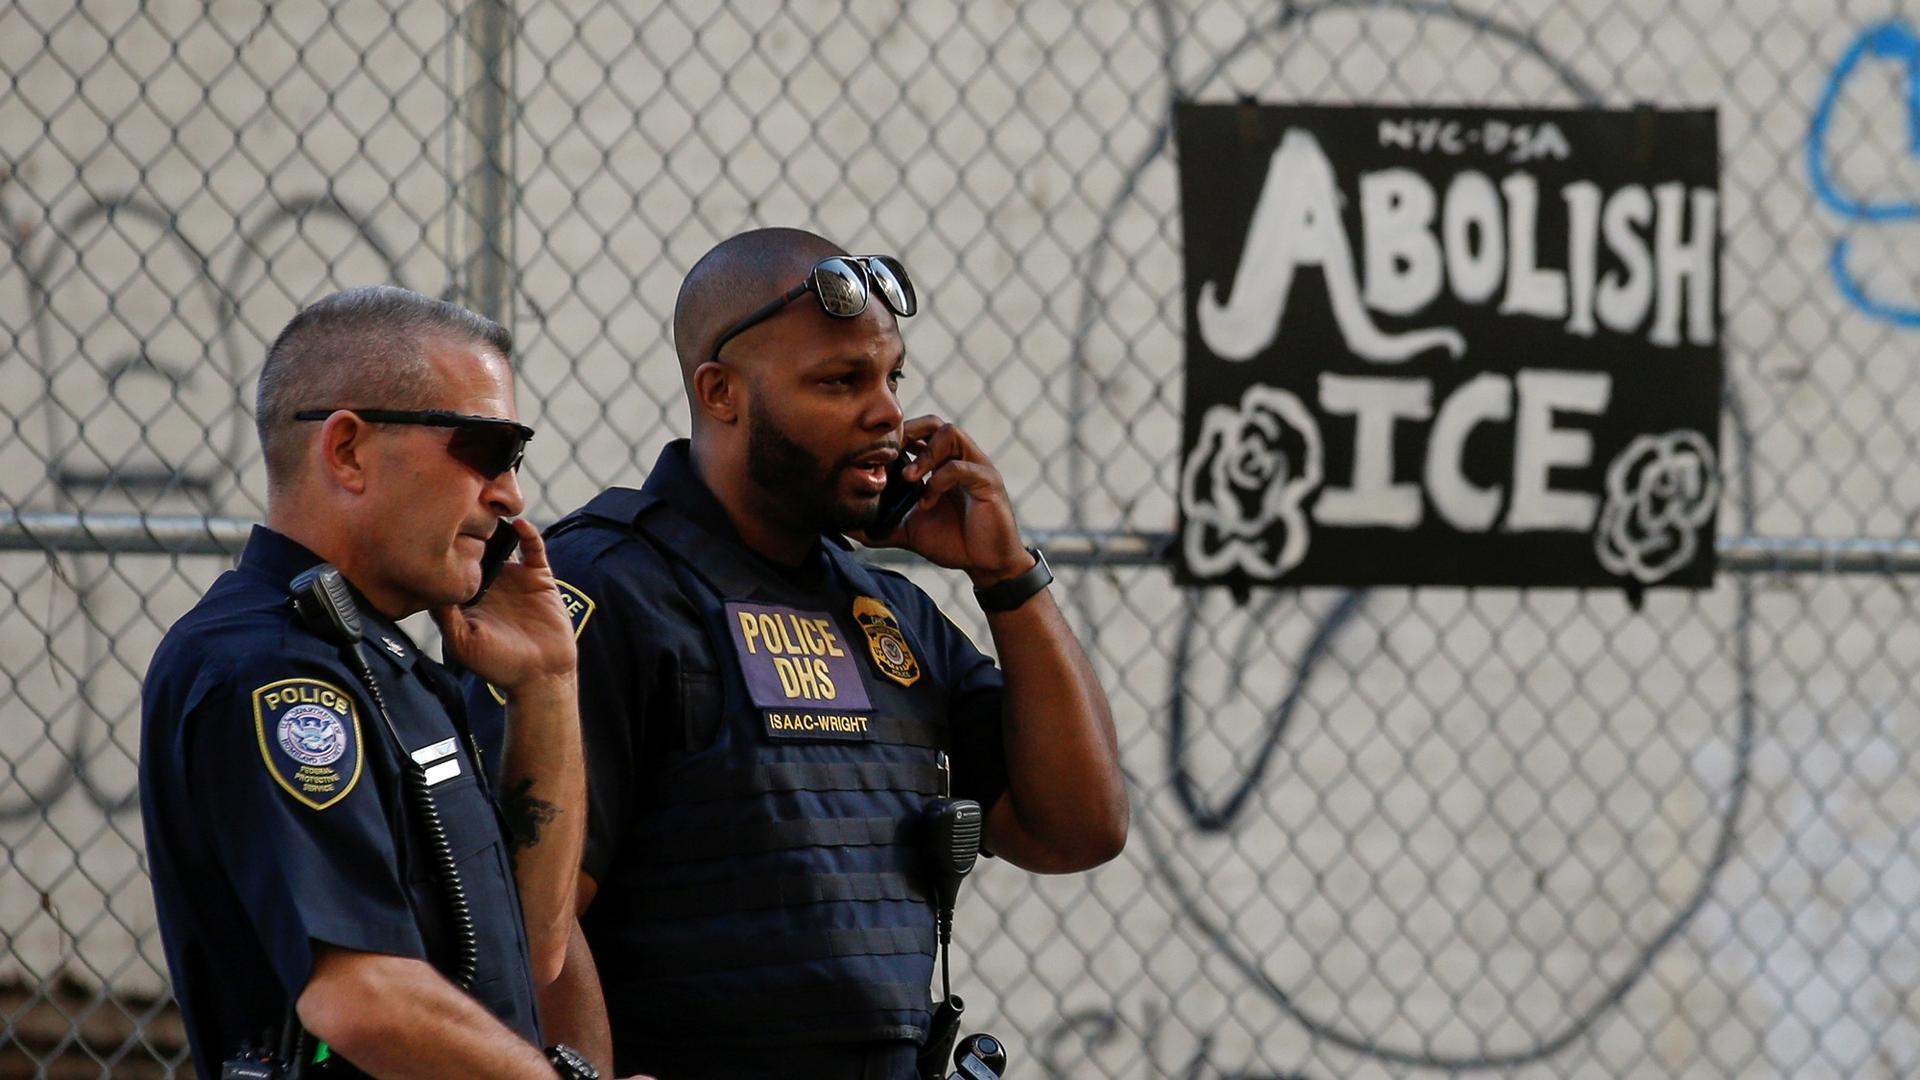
[[255, 286, 512, 488]]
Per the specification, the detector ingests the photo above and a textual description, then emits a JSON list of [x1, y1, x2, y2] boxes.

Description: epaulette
[[544, 487, 662, 542]]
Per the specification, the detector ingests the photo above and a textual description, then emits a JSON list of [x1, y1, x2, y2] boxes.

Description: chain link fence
[[5, 0, 1920, 1075]]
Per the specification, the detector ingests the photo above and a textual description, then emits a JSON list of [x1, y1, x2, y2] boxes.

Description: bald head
[[672, 227, 844, 386]]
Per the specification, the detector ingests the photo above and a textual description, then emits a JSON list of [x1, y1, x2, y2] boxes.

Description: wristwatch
[[546, 1044, 599, 1080], [973, 546, 1052, 613]]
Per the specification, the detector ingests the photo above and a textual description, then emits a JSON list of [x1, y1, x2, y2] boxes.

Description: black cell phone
[[469, 519, 520, 605], [869, 453, 924, 541]]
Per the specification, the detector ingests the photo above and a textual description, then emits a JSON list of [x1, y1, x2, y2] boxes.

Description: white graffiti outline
[[1594, 429, 1720, 584], [1180, 383, 1323, 580]]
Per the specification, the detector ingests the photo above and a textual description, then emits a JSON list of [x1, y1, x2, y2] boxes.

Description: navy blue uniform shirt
[[464, 440, 1009, 1070], [141, 527, 540, 1076]]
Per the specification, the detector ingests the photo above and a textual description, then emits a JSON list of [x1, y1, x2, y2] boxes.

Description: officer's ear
[[691, 360, 740, 426], [316, 411, 373, 494]]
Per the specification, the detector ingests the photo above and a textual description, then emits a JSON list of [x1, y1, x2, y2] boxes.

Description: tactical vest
[[561, 490, 949, 1050]]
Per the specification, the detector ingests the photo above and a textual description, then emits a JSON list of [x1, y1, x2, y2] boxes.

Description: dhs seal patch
[[852, 596, 920, 687], [279, 705, 347, 766], [253, 677, 362, 810]]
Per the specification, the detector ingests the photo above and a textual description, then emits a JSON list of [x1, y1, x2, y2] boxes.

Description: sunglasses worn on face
[[709, 254, 917, 363], [292, 408, 534, 478]]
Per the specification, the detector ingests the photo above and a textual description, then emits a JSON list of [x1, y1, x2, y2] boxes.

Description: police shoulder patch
[[555, 578, 596, 639], [252, 677, 363, 810], [853, 596, 921, 687], [489, 577, 597, 705]]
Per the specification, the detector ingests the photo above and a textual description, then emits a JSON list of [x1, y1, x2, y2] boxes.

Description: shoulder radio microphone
[[920, 795, 1011, 1078], [922, 795, 983, 948]]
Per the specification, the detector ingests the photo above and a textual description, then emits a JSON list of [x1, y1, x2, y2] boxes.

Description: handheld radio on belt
[[222, 565, 479, 1079], [917, 763, 1011, 1079]]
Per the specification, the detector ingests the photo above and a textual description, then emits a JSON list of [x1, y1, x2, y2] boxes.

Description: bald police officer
[[478, 229, 1129, 1078], [140, 287, 604, 1078]]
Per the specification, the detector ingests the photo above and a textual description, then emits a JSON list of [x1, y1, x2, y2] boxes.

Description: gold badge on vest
[[852, 596, 920, 687]]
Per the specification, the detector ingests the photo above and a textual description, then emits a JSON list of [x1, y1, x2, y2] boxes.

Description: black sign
[[1175, 104, 1721, 589]]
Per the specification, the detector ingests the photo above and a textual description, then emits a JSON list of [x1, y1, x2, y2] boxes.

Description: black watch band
[[974, 546, 1052, 613], [546, 1044, 599, 1080]]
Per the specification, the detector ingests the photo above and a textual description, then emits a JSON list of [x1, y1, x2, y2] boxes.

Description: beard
[[746, 404, 881, 535]]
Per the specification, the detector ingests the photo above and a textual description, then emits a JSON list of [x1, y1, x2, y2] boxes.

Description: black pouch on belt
[[918, 994, 965, 1080]]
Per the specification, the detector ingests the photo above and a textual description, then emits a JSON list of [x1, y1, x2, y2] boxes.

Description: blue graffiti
[[1808, 19, 1920, 326]]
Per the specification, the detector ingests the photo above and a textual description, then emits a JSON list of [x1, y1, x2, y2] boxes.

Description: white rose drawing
[[1594, 430, 1720, 584], [1180, 384, 1324, 580]]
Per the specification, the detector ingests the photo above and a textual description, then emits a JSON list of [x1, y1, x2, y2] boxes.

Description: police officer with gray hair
[[141, 286, 618, 1078]]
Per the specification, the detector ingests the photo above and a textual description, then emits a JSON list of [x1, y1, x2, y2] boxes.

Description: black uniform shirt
[[140, 527, 540, 1076]]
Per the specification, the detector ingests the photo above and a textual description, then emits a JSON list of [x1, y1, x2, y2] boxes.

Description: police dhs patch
[[252, 677, 362, 810], [852, 596, 920, 687]]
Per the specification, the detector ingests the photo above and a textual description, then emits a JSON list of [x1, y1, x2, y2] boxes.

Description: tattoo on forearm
[[503, 778, 561, 850]]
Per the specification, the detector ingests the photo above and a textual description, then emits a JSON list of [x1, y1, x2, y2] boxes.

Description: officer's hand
[[853, 415, 1033, 587], [433, 518, 577, 697]]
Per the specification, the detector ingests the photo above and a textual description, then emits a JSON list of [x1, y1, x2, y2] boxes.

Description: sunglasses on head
[[293, 408, 534, 478], [709, 254, 917, 363]]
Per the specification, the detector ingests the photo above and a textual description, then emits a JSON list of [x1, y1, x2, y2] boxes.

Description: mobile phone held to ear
[[869, 452, 923, 542], [468, 519, 520, 605]]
